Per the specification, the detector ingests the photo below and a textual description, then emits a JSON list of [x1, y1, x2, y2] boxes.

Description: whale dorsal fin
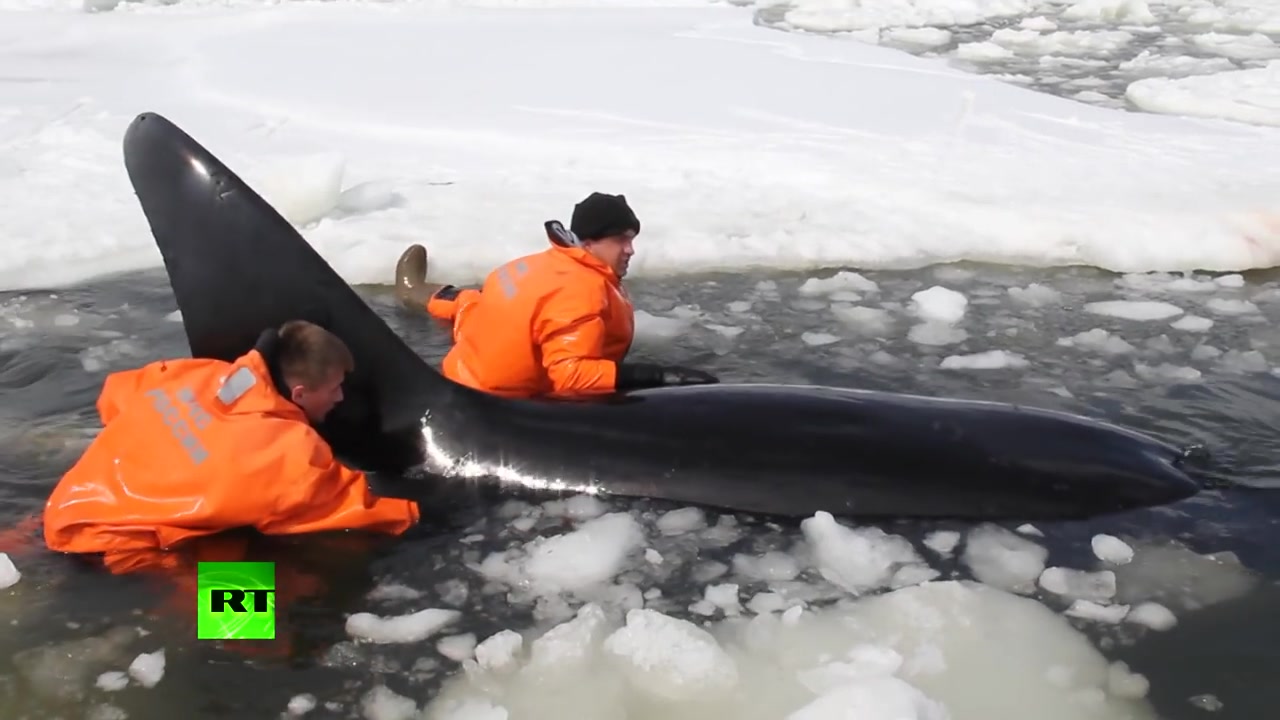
[[121, 112, 444, 471]]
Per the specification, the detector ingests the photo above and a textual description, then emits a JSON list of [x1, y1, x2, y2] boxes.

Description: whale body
[[120, 111, 1205, 521]]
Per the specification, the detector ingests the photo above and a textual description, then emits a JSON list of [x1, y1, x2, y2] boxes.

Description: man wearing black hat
[[394, 192, 719, 398]]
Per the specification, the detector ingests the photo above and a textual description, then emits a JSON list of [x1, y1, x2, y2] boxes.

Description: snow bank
[[2, 3, 1280, 291]]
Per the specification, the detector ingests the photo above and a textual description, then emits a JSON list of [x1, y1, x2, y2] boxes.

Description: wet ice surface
[[1, 264, 1279, 719]]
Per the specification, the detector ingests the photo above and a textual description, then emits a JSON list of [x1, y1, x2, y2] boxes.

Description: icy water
[[0, 263, 1278, 720]]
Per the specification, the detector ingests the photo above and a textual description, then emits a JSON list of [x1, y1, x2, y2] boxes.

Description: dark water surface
[[0, 262, 1277, 719]]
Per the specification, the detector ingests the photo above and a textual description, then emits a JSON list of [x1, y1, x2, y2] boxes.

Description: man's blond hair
[[276, 320, 355, 389]]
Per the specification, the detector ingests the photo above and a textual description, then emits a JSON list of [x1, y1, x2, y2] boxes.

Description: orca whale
[[120, 111, 1206, 521]]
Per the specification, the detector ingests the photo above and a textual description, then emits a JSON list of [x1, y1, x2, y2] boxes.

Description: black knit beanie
[[570, 192, 641, 241]]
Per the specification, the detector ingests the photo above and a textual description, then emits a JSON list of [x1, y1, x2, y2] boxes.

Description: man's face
[[585, 231, 637, 279], [290, 367, 346, 423]]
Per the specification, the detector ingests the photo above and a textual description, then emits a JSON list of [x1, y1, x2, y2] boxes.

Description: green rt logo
[[197, 561, 276, 640]]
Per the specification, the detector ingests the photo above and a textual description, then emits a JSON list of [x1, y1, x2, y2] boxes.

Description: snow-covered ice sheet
[[1, 2, 1280, 292]]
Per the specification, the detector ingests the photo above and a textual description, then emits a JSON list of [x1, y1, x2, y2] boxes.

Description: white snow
[[1, 2, 1280, 293]]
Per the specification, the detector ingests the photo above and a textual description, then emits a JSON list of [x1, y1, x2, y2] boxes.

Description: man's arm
[[535, 285, 620, 396], [425, 285, 481, 323], [535, 285, 722, 395], [255, 424, 420, 537]]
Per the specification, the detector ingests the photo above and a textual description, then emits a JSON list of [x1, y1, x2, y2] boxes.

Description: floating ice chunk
[[0, 553, 19, 589], [1217, 349, 1270, 373], [733, 551, 801, 582], [798, 271, 879, 296], [1057, 328, 1136, 354], [634, 310, 695, 340], [1091, 535, 1134, 565], [831, 305, 893, 336], [908, 322, 967, 346], [939, 350, 1029, 370], [1134, 363, 1201, 382], [1205, 298, 1259, 315], [1060, 0, 1156, 24], [801, 332, 840, 346], [522, 512, 646, 594], [1125, 602, 1177, 631], [474, 630, 523, 672], [788, 674, 949, 720], [528, 603, 608, 671], [1065, 600, 1130, 624], [603, 609, 739, 701], [1039, 568, 1117, 602], [95, 672, 128, 692], [287, 693, 317, 715], [346, 608, 461, 644], [1171, 315, 1213, 332], [1084, 300, 1183, 321], [704, 583, 743, 616], [361, 685, 417, 720], [910, 286, 968, 324], [961, 524, 1048, 594], [437, 634, 478, 662], [802, 512, 928, 595], [541, 494, 608, 520], [656, 507, 706, 535], [1008, 283, 1062, 306], [127, 649, 165, 688], [366, 583, 423, 602], [924, 531, 961, 557]]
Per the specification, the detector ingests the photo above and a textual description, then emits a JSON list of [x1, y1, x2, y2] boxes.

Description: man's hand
[[616, 362, 720, 390], [660, 366, 719, 386]]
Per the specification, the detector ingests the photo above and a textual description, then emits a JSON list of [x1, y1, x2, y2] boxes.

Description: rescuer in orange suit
[[41, 319, 421, 570], [393, 191, 720, 398]]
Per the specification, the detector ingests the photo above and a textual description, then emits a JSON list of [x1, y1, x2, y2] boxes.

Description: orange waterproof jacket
[[426, 241, 635, 398], [42, 349, 419, 560]]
